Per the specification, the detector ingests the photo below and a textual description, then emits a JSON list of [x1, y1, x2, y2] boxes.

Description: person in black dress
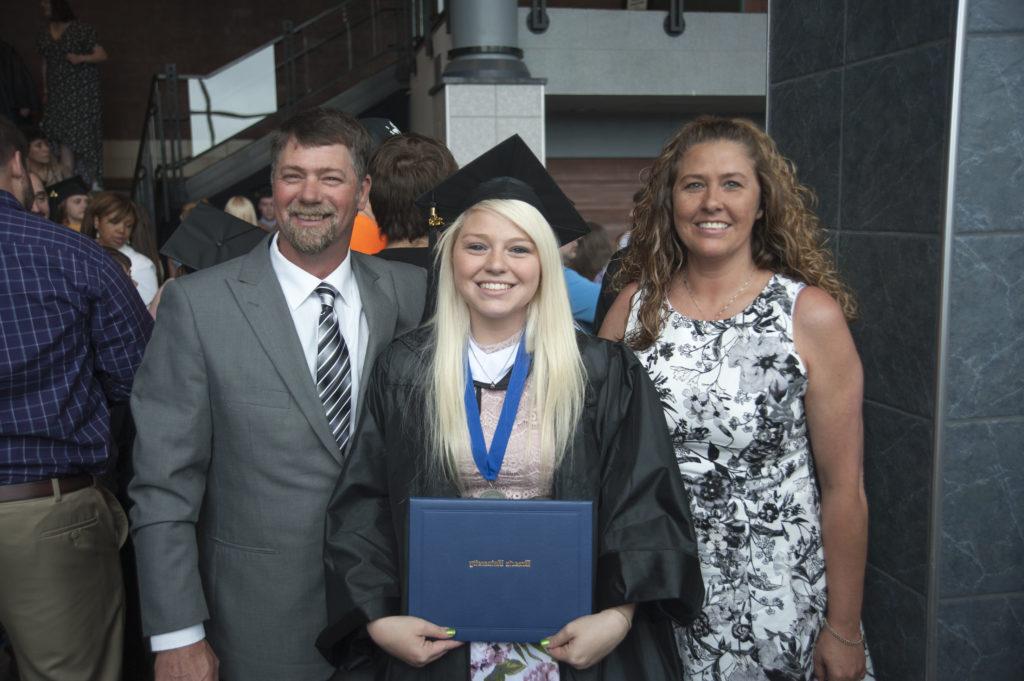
[[0, 40, 38, 125], [37, 0, 107, 188]]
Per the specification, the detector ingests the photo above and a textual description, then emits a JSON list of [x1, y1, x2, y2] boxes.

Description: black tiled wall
[[769, 0, 1024, 676], [769, 0, 940, 678], [936, 0, 1024, 674]]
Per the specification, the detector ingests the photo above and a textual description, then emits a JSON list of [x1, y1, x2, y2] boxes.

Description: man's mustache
[[287, 204, 337, 219]]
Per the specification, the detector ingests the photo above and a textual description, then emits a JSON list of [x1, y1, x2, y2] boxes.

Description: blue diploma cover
[[407, 498, 593, 642]]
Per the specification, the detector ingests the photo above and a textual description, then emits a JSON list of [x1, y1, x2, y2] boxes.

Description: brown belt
[[0, 475, 94, 503]]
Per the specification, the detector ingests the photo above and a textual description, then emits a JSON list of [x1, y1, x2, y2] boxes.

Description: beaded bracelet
[[824, 618, 864, 647]]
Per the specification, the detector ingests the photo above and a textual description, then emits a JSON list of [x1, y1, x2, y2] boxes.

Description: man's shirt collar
[[269, 232, 356, 311]]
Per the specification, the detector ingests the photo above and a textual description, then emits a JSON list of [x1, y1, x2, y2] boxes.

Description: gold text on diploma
[[467, 560, 532, 569]]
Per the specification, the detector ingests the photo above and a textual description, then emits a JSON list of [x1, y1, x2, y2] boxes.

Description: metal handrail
[[179, 2, 356, 82], [131, 0, 425, 233]]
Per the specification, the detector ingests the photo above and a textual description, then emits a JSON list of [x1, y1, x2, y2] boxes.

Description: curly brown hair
[[617, 116, 856, 350]]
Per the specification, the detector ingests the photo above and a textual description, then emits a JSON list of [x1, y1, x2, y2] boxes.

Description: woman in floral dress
[[601, 117, 873, 681], [37, 0, 106, 188]]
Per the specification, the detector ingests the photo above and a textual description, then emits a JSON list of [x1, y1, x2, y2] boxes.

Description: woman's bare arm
[[795, 286, 868, 681]]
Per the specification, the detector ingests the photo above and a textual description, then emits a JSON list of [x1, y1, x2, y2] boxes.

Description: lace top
[[456, 333, 554, 500]]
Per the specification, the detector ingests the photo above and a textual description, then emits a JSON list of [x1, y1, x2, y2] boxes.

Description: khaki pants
[[0, 483, 127, 681]]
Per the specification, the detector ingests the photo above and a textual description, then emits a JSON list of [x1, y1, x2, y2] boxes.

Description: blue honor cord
[[463, 335, 532, 481]]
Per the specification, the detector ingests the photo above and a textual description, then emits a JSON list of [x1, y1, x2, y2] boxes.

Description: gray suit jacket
[[129, 241, 425, 681]]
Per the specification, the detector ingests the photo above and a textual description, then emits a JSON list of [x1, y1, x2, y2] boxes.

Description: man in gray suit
[[129, 108, 426, 681]]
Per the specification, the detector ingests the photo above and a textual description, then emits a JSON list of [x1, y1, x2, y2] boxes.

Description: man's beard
[[278, 203, 345, 255]]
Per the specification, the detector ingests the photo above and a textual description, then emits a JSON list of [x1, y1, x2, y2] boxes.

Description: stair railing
[[132, 0, 433, 233]]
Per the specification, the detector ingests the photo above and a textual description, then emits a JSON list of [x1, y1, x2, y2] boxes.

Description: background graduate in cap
[[319, 135, 704, 680], [160, 201, 264, 274], [144, 201, 265, 317], [45, 174, 88, 230]]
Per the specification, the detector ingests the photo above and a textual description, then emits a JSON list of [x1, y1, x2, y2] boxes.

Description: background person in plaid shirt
[[0, 117, 152, 681]]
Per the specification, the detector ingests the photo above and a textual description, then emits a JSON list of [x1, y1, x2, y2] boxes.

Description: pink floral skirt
[[470, 642, 559, 681]]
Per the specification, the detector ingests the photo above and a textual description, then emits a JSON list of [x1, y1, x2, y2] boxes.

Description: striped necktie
[[315, 283, 352, 454]]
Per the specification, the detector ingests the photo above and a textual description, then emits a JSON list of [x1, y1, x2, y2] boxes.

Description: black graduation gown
[[318, 328, 704, 680]]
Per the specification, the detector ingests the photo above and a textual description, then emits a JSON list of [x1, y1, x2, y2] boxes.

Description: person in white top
[[81, 191, 161, 304]]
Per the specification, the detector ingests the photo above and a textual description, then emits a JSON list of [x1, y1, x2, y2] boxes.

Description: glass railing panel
[[185, 44, 278, 157]]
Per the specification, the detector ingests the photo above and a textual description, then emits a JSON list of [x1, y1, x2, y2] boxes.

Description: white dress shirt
[[119, 243, 158, 306], [149, 234, 368, 653], [268, 232, 368, 411]]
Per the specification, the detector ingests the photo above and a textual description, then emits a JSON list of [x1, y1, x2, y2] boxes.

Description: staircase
[[131, 0, 429, 240]]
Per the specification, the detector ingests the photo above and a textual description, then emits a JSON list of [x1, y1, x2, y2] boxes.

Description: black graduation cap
[[46, 175, 89, 216], [160, 202, 265, 271], [415, 135, 588, 245], [359, 117, 401, 152]]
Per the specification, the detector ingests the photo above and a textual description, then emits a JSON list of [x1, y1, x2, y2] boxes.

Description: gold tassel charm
[[428, 205, 444, 228]]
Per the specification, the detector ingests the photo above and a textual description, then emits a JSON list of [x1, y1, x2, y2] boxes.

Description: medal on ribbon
[[463, 335, 531, 482]]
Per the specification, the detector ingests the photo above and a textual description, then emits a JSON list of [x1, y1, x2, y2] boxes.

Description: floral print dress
[[37, 22, 103, 187], [627, 274, 872, 681]]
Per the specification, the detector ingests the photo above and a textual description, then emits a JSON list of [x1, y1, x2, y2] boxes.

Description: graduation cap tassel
[[428, 203, 444, 228], [414, 135, 589, 246]]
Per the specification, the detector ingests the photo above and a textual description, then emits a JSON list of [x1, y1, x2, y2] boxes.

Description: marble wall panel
[[838, 233, 941, 417], [954, 35, 1024, 234], [937, 594, 1024, 680], [945, 234, 1024, 419], [940, 419, 1024, 597], [845, 0, 954, 62], [863, 402, 933, 593], [863, 564, 927, 681], [968, 0, 1024, 32], [446, 85, 496, 117], [841, 44, 949, 235], [769, 0, 843, 83], [768, 70, 842, 230], [447, 117, 497, 167], [495, 84, 544, 118]]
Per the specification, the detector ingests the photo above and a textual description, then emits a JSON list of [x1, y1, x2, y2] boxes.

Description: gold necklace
[[682, 269, 756, 319]]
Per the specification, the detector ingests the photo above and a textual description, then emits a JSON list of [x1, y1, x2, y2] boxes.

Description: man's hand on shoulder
[[155, 639, 219, 681]]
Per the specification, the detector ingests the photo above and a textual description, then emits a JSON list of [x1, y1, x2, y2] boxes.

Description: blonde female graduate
[[318, 136, 703, 680]]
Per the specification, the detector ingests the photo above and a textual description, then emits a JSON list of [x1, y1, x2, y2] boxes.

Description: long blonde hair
[[427, 199, 585, 483], [224, 195, 258, 226]]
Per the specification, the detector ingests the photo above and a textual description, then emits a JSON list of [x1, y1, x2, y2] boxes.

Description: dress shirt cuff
[[150, 624, 206, 652]]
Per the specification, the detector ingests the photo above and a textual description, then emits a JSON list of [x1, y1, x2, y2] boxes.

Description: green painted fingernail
[[445, 628, 456, 638], [540, 638, 550, 648]]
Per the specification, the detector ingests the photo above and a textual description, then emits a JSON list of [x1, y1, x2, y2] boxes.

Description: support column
[[431, 0, 546, 166]]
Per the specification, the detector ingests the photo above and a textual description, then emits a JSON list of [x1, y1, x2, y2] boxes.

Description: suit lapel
[[351, 252, 398, 405], [227, 242, 342, 462]]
